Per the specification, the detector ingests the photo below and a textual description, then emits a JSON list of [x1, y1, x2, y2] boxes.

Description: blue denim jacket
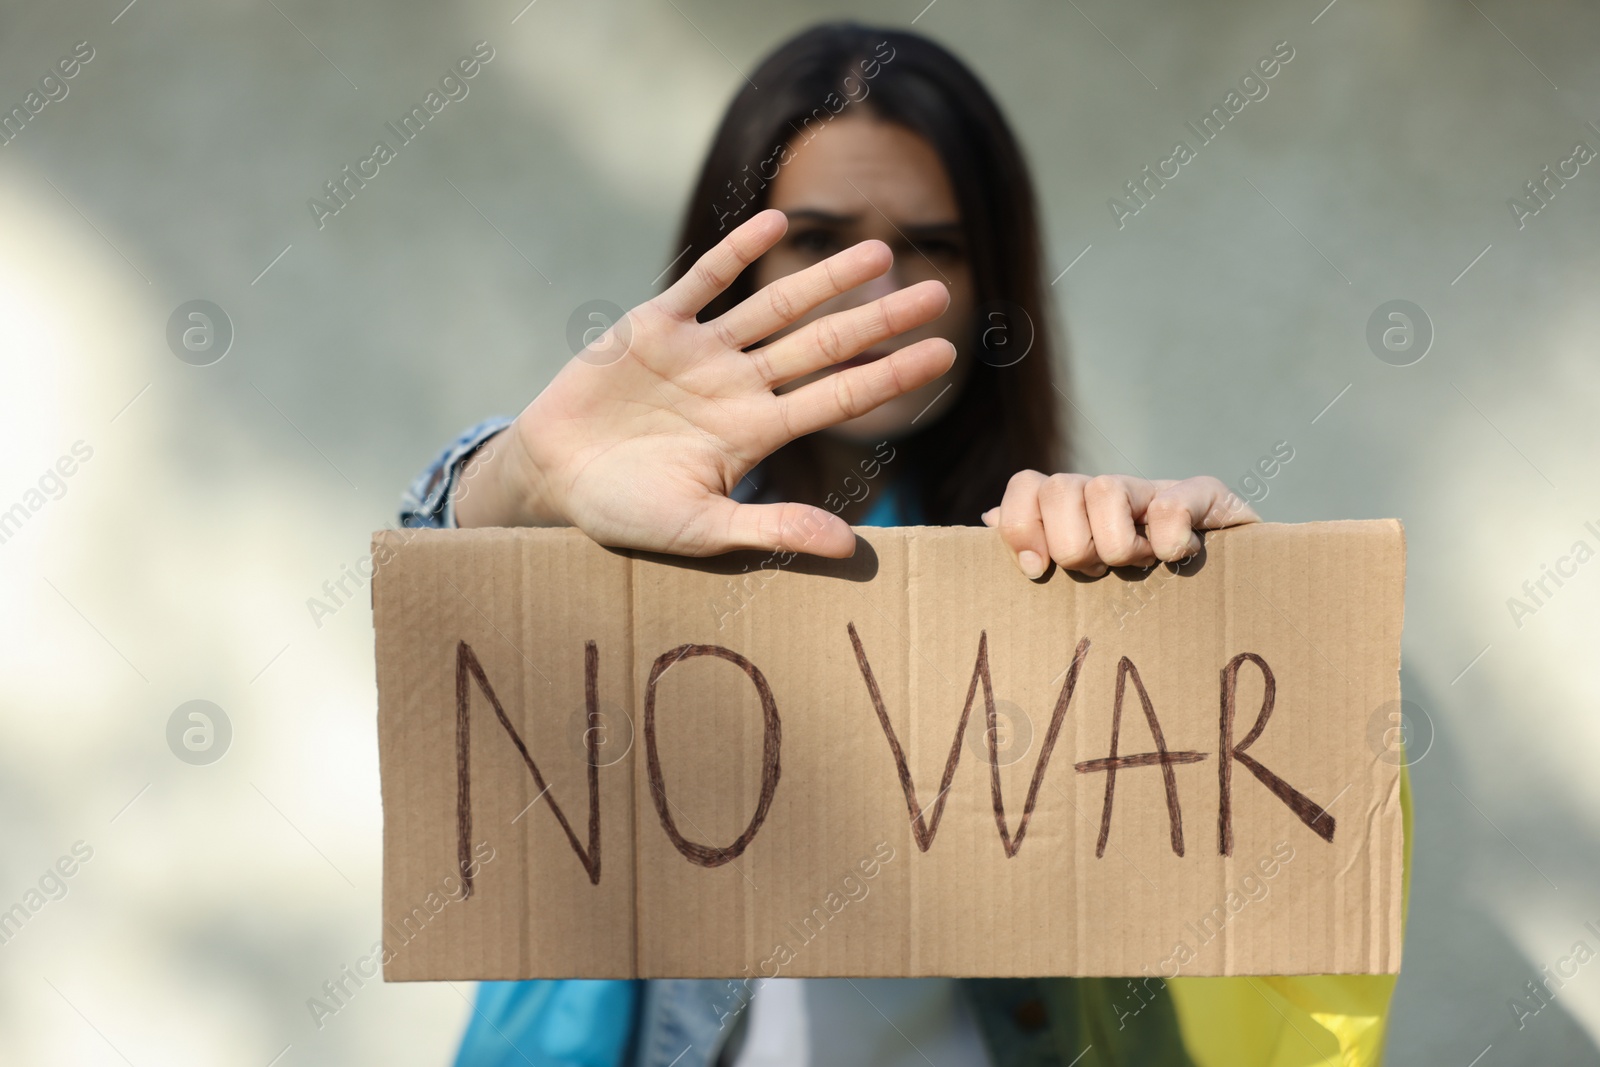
[[401, 419, 1197, 1067]]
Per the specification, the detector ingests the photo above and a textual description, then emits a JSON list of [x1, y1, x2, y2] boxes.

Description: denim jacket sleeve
[[401, 417, 778, 532], [399, 416, 515, 529]]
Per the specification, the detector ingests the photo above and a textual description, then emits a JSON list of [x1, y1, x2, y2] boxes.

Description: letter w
[[848, 622, 1091, 856], [456, 640, 601, 891]]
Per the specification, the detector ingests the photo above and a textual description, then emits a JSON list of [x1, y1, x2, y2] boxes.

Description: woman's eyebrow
[[782, 209, 859, 225], [783, 209, 964, 236], [902, 221, 964, 239]]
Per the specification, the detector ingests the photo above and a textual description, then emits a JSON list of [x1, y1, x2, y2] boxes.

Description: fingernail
[[1018, 550, 1045, 579]]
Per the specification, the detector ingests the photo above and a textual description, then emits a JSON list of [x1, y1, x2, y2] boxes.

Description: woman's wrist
[[454, 421, 565, 528]]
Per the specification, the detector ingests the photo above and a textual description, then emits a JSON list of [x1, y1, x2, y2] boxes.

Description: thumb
[[698, 498, 857, 558]]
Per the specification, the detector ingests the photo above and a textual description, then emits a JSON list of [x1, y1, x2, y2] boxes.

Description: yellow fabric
[[1167, 761, 1413, 1067]]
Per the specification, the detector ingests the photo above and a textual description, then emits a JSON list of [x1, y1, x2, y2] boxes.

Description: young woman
[[401, 22, 1406, 1067]]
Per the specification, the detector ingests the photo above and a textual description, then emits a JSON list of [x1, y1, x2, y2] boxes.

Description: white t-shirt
[[732, 977, 993, 1067]]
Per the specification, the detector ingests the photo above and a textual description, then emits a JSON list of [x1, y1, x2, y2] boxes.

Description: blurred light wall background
[[1, 0, 1597, 1063]]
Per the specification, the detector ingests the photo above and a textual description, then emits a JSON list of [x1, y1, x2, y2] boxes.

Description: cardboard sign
[[371, 521, 1404, 981]]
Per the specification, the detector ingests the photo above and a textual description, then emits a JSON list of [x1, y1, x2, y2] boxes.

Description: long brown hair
[[663, 21, 1068, 525]]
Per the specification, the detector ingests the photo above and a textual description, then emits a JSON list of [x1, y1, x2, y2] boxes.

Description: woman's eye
[[914, 238, 964, 261], [791, 229, 841, 255]]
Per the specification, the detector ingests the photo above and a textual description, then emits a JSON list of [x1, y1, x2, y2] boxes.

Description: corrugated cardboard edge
[[1390, 517, 1407, 973]]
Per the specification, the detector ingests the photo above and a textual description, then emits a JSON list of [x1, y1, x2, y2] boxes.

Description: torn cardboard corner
[[372, 520, 1405, 981]]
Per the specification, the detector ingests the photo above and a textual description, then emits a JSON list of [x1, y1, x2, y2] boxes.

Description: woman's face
[[752, 113, 973, 442]]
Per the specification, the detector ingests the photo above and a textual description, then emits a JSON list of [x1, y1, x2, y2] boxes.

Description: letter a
[[1076, 657, 1206, 857]]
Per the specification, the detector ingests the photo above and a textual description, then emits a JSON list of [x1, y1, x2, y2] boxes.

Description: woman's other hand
[[981, 472, 1260, 579], [454, 208, 954, 557]]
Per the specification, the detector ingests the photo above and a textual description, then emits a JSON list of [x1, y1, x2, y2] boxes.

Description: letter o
[[644, 644, 781, 867]]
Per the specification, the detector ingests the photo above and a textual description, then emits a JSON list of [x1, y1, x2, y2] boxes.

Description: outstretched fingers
[[774, 337, 956, 440], [716, 239, 895, 351], [754, 279, 950, 387], [653, 209, 789, 321]]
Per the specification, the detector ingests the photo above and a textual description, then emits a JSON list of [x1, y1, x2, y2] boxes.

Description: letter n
[[456, 640, 601, 890], [1217, 652, 1335, 855]]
